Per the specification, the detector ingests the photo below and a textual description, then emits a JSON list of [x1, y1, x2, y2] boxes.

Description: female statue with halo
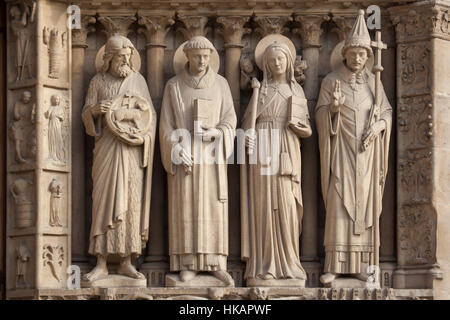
[[241, 34, 312, 287]]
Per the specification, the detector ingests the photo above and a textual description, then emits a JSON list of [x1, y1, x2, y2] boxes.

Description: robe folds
[[82, 71, 156, 257], [241, 82, 311, 280], [160, 66, 237, 271], [315, 65, 392, 274]]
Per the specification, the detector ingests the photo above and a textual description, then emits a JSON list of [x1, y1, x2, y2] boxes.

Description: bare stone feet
[[211, 270, 234, 286], [320, 272, 337, 285], [180, 270, 198, 282], [83, 256, 108, 282], [117, 259, 145, 279]]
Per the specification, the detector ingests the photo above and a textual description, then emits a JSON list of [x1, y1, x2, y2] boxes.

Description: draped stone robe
[[160, 65, 237, 272], [82, 71, 156, 258], [241, 82, 311, 280], [315, 65, 392, 274]]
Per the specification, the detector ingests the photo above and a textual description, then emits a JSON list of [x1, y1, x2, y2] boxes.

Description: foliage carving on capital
[[294, 15, 329, 48], [331, 16, 353, 41], [178, 15, 210, 39], [137, 15, 175, 46], [254, 15, 292, 37], [72, 15, 96, 48], [98, 16, 137, 38], [216, 16, 251, 46]]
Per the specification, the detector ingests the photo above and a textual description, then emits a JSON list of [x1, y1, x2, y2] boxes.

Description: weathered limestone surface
[[2, 0, 449, 300]]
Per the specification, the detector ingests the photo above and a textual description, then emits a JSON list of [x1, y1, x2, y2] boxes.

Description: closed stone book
[[193, 98, 214, 129]]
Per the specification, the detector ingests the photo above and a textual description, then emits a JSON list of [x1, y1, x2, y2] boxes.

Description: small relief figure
[[8, 90, 36, 164], [49, 178, 62, 227], [16, 242, 31, 289], [10, 178, 34, 228], [43, 27, 67, 79], [45, 94, 66, 164], [294, 55, 307, 86], [241, 35, 312, 287], [10, 2, 36, 81], [240, 54, 258, 91]]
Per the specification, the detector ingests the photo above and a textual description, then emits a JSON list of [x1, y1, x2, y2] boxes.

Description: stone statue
[[49, 178, 62, 227], [315, 10, 392, 286], [16, 242, 31, 289], [45, 94, 65, 164], [241, 35, 312, 286], [240, 54, 258, 91], [10, 3, 35, 81], [9, 90, 35, 164], [294, 55, 307, 87], [81, 34, 157, 284], [160, 36, 236, 286]]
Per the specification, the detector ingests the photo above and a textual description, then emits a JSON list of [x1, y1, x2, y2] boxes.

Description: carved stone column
[[137, 11, 174, 287], [71, 13, 96, 274], [217, 15, 251, 116], [390, 2, 449, 296], [293, 14, 328, 286], [138, 11, 175, 104], [6, 1, 72, 298], [0, 2, 5, 299]]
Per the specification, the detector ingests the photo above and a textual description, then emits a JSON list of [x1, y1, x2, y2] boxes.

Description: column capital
[[293, 14, 329, 49], [217, 16, 251, 46], [177, 15, 210, 40], [331, 15, 354, 42], [72, 15, 96, 48], [254, 15, 293, 37], [97, 15, 137, 38], [137, 12, 175, 48]]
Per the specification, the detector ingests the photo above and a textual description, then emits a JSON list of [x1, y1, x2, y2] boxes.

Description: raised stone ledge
[[6, 287, 434, 300]]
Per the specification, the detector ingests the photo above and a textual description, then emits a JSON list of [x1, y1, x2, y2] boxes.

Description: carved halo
[[173, 40, 220, 75], [95, 44, 142, 73], [330, 40, 374, 72], [254, 34, 296, 71]]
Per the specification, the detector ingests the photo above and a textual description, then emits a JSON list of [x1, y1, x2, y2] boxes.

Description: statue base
[[81, 274, 147, 288], [246, 278, 306, 287], [165, 273, 233, 287], [323, 277, 368, 288]]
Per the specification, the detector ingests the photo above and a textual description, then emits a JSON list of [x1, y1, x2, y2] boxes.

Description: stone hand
[[201, 127, 221, 142], [251, 77, 261, 89], [91, 100, 112, 116], [362, 120, 386, 148], [331, 79, 345, 113], [180, 147, 193, 171]]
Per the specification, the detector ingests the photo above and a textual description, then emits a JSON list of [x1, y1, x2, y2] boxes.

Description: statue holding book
[[240, 34, 312, 287], [315, 10, 392, 287], [160, 36, 237, 286]]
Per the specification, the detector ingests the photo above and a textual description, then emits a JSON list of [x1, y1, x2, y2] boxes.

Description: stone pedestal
[[323, 277, 368, 289], [81, 275, 147, 288], [246, 278, 306, 288], [165, 273, 234, 288]]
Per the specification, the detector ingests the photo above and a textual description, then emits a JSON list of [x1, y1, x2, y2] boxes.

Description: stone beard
[[315, 63, 392, 277], [160, 65, 237, 276]]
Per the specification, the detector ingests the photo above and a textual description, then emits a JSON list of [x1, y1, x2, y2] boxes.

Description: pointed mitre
[[342, 9, 372, 56]]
